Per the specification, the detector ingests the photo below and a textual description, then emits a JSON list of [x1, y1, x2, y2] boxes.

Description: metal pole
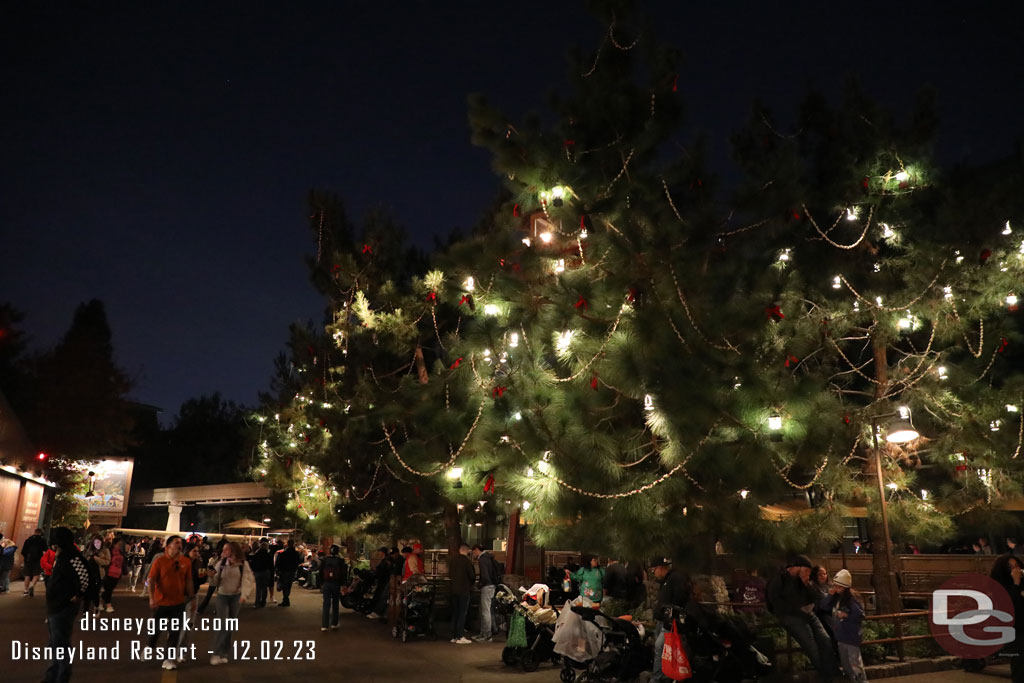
[[871, 416, 901, 614]]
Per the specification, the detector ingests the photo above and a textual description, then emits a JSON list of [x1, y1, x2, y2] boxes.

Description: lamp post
[[868, 408, 920, 614]]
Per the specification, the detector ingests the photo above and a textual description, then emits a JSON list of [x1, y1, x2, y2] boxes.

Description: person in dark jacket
[[602, 558, 629, 616], [248, 540, 273, 608], [830, 569, 867, 683], [649, 557, 692, 683], [43, 527, 90, 683], [767, 555, 838, 683], [449, 544, 476, 644], [275, 540, 302, 607], [21, 527, 48, 596], [471, 544, 500, 641], [320, 545, 347, 631], [367, 547, 391, 619]]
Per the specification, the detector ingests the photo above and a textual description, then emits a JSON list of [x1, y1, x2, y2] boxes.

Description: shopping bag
[[661, 620, 693, 680], [507, 611, 528, 649]]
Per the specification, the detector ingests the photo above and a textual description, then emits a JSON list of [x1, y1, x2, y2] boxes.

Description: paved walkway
[[1, 584, 1016, 682]]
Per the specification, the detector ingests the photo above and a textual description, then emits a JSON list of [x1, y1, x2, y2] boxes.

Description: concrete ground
[[0, 582, 1016, 682]]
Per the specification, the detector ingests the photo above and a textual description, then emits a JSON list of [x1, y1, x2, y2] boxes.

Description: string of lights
[[381, 395, 487, 477], [805, 203, 874, 250]]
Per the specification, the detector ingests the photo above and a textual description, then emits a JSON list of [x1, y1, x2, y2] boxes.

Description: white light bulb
[[554, 258, 565, 273], [556, 330, 573, 352], [539, 232, 553, 244], [537, 460, 550, 474], [644, 394, 655, 411], [1007, 294, 1018, 306], [921, 489, 929, 500], [768, 414, 783, 431], [886, 482, 899, 490], [579, 229, 588, 239], [522, 237, 532, 247], [484, 304, 500, 316], [509, 332, 519, 348], [943, 286, 953, 300], [846, 207, 859, 221], [739, 489, 749, 499], [894, 171, 909, 182], [873, 263, 881, 272], [1007, 405, 1019, 413], [882, 224, 895, 238], [938, 366, 948, 379], [898, 316, 913, 330], [991, 420, 1002, 432], [778, 249, 791, 262], [447, 467, 463, 480], [876, 296, 884, 306], [522, 500, 531, 511], [832, 275, 842, 289], [1004, 221, 1013, 236], [464, 276, 475, 292], [526, 467, 534, 478], [551, 186, 565, 199], [512, 411, 522, 420]]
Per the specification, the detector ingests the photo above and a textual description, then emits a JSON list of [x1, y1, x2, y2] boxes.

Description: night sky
[[3, 2, 1022, 421]]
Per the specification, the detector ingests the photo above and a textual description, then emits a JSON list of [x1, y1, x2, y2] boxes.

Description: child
[[831, 569, 867, 683]]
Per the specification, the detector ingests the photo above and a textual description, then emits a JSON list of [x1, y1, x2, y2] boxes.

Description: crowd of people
[[10, 524, 1024, 683]]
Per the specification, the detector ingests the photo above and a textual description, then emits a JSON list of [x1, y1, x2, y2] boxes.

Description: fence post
[[894, 613, 906, 662]]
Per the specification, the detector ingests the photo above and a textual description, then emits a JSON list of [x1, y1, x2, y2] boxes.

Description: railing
[[698, 599, 935, 674]]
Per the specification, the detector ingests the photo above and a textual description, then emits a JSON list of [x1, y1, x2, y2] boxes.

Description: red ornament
[[332, 264, 340, 273], [492, 386, 507, 398], [980, 248, 992, 264], [627, 288, 636, 303], [862, 176, 869, 189], [580, 215, 586, 230], [784, 355, 799, 368], [955, 464, 968, 472], [459, 295, 470, 306], [513, 203, 520, 217], [765, 305, 785, 320], [483, 475, 495, 494], [844, 414, 851, 425], [672, 74, 678, 92], [449, 357, 463, 369], [426, 292, 436, 303], [362, 244, 373, 255], [590, 374, 599, 390], [574, 295, 588, 311], [563, 139, 575, 147], [414, 486, 420, 498], [998, 338, 1009, 353]]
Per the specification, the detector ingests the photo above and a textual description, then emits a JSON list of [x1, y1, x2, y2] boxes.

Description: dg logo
[[930, 574, 1016, 658]]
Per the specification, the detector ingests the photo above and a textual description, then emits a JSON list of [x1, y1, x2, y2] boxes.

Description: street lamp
[[869, 407, 921, 613]]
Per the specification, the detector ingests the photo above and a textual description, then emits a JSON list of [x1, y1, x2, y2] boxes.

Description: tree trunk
[[443, 500, 462, 559], [869, 335, 900, 614], [414, 344, 429, 385]]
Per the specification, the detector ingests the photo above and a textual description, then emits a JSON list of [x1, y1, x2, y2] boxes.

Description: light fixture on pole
[[869, 407, 923, 613]]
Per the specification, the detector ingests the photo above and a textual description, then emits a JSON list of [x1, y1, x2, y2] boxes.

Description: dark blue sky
[[3, 2, 1022, 421]]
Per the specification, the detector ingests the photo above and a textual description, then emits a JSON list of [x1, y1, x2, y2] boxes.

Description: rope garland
[[805, 203, 873, 249], [669, 263, 740, 354], [381, 395, 487, 477]]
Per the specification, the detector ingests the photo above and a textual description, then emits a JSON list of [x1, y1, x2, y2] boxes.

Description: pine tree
[[727, 84, 1024, 610]]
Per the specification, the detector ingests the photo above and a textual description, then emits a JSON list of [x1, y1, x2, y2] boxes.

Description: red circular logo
[[929, 574, 1016, 658]]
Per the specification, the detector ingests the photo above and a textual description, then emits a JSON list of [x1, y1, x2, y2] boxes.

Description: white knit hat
[[833, 569, 852, 588]]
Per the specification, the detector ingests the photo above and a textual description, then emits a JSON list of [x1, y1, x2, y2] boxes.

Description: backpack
[[107, 552, 124, 579], [322, 556, 347, 584]]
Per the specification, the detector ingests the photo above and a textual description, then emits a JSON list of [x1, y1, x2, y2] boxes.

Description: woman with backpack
[[99, 538, 125, 613], [207, 542, 254, 665]]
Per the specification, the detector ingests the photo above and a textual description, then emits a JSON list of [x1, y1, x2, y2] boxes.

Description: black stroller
[[341, 568, 377, 612], [666, 603, 773, 683], [558, 605, 651, 683], [392, 582, 435, 642]]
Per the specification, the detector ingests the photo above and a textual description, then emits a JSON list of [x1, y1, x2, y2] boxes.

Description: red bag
[[661, 620, 693, 680]]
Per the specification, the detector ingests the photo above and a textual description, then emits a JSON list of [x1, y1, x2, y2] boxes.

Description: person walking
[[127, 539, 145, 591], [472, 544, 500, 641], [99, 538, 125, 613], [248, 539, 273, 608], [320, 545, 347, 632], [275, 539, 301, 607], [449, 543, 475, 644], [147, 535, 194, 671], [42, 527, 91, 683], [40, 544, 57, 588], [767, 555, 838, 683], [649, 557, 692, 683], [82, 536, 109, 615], [207, 541, 253, 665], [21, 527, 48, 597]]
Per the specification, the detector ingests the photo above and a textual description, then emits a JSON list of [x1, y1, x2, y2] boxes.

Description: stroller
[[501, 585, 561, 672], [341, 568, 377, 612], [392, 580, 435, 642], [665, 603, 773, 683], [558, 605, 651, 683]]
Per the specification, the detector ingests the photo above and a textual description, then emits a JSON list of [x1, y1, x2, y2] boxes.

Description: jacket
[[41, 549, 57, 575], [449, 553, 475, 594], [248, 548, 273, 573], [477, 551, 500, 587], [276, 547, 301, 573], [21, 533, 47, 563], [655, 569, 691, 618], [0, 545, 15, 571], [571, 566, 606, 602], [47, 549, 90, 615], [833, 593, 865, 645], [767, 569, 816, 619], [603, 562, 628, 600]]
